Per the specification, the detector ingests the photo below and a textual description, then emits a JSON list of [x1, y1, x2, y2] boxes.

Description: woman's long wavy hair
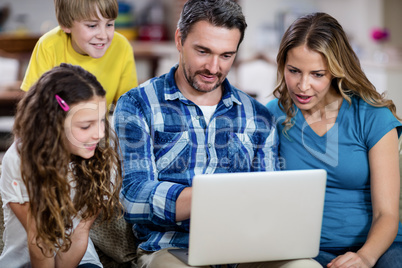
[[273, 12, 399, 132], [13, 63, 123, 255]]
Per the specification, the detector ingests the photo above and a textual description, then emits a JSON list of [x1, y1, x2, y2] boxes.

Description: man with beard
[[113, 0, 320, 267]]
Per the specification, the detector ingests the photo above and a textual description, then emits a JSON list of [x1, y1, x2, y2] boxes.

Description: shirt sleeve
[[254, 126, 279, 172], [253, 102, 279, 172], [113, 34, 138, 103], [358, 99, 402, 150], [114, 92, 186, 227], [20, 37, 54, 92], [0, 143, 29, 205], [265, 99, 278, 113]]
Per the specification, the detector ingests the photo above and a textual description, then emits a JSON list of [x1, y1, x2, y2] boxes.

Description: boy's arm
[[21, 39, 53, 92], [114, 37, 138, 103]]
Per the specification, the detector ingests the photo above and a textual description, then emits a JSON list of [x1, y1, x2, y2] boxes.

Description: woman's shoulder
[[266, 98, 278, 109], [347, 95, 402, 144], [266, 98, 285, 117], [349, 95, 397, 120]]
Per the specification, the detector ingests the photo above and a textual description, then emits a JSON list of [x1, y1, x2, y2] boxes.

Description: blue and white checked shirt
[[114, 65, 279, 252]]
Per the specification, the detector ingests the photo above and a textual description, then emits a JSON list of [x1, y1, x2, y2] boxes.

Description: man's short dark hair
[[177, 0, 247, 49]]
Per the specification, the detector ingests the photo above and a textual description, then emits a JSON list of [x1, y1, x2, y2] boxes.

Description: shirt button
[[208, 143, 212, 148], [196, 115, 200, 120]]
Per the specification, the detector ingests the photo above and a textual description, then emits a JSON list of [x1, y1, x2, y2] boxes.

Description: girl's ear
[[61, 26, 72, 34]]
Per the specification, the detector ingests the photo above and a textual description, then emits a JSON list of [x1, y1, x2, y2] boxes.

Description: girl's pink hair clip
[[55, 94, 70, 111]]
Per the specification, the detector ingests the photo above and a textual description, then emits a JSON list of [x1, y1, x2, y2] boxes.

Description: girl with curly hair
[[267, 12, 402, 267], [0, 63, 122, 267]]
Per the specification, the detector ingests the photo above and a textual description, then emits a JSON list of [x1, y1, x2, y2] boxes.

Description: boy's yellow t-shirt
[[21, 26, 138, 108]]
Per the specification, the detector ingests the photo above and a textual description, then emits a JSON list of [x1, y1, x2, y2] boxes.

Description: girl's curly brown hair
[[13, 63, 123, 255], [273, 12, 399, 134]]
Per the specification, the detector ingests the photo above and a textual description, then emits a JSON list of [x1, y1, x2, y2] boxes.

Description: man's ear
[[175, 28, 182, 52], [60, 25, 71, 34]]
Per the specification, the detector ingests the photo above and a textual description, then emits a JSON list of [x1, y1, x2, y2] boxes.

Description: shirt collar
[[164, 65, 242, 107]]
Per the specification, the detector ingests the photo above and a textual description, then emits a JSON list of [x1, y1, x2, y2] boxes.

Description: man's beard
[[183, 62, 223, 93]]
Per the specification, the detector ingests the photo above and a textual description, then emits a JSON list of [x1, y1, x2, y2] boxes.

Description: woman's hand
[[327, 251, 373, 268]]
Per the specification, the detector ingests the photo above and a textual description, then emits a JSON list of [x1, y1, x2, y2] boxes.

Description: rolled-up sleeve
[[114, 93, 186, 227]]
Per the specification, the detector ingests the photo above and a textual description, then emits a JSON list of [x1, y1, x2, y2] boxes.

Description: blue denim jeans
[[314, 242, 402, 267], [77, 264, 101, 268]]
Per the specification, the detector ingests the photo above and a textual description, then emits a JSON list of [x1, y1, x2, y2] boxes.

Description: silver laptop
[[169, 169, 327, 266]]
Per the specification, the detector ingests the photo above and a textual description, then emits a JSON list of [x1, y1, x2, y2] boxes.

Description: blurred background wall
[[1, 0, 401, 56], [0, 0, 401, 160]]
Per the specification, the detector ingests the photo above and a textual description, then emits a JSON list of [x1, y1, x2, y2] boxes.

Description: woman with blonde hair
[[0, 63, 122, 267], [267, 12, 402, 267]]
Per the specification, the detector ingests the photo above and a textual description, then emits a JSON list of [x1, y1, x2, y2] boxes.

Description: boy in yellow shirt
[[21, 0, 138, 109]]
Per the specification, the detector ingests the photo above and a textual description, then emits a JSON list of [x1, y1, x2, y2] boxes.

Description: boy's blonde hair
[[54, 0, 118, 28]]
